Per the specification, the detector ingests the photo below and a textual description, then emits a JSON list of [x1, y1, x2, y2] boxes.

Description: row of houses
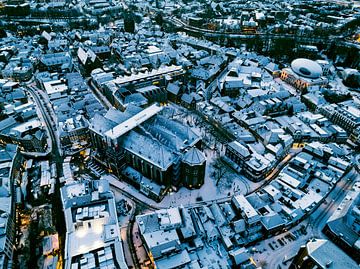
[[135, 140, 353, 268], [0, 144, 20, 269], [0, 80, 48, 153]]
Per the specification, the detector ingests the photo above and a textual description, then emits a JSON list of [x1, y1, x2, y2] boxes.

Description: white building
[[61, 179, 127, 269]]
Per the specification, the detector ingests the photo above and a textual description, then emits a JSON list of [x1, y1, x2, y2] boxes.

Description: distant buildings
[[319, 102, 360, 146], [35, 71, 105, 154], [77, 47, 102, 75], [0, 1, 358, 269], [133, 138, 353, 267], [20, 159, 57, 202], [58, 115, 89, 152], [136, 208, 182, 260], [320, 103, 360, 133], [232, 194, 263, 238]]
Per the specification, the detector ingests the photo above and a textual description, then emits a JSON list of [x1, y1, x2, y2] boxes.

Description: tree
[[213, 158, 228, 186], [344, 73, 360, 88], [0, 103, 6, 121], [323, 90, 352, 104], [155, 12, 164, 26], [270, 37, 295, 60], [258, 260, 268, 268], [0, 29, 6, 39], [226, 37, 235, 48], [124, 12, 135, 33]]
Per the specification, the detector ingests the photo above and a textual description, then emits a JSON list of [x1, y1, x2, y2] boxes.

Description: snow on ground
[[111, 104, 262, 208], [94, 103, 263, 208], [112, 191, 134, 228]]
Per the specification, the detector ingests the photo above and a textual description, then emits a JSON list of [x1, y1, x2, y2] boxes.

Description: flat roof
[[105, 104, 162, 140], [228, 141, 250, 158], [232, 194, 259, 221], [278, 173, 301, 189], [293, 190, 323, 210], [113, 65, 182, 85], [307, 239, 358, 269], [142, 229, 179, 249], [343, 106, 360, 120], [10, 119, 42, 135], [155, 250, 191, 269], [43, 80, 68, 95]]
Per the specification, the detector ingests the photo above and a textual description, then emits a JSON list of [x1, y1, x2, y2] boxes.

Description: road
[[167, 16, 345, 44], [26, 86, 59, 154], [109, 177, 156, 269], [107, 175, 159, 211], [179, 149, 299, 209], [262, 168, 358, 269], [25, 84, 66, 268], [126, 210, 140, 269], [309, 168, 358, 238], [204, 61, 231, 101], [1, 15, 86, 24]]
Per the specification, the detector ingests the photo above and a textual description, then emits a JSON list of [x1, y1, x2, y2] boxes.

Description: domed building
[[280, 58, 328, 92], [291, 58, 323, 79], [181, 147, 206, 189]]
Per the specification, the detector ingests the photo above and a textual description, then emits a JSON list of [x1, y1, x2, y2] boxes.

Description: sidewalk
[[105, 170, 250, 209], [105, 146, 299, 210]]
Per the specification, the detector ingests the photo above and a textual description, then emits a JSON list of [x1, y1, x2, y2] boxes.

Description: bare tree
[[258, 260, 268, 268], [213, 158, 228, 186]]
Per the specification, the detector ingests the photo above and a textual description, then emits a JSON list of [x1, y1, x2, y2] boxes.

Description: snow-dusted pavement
[[107, 103, 266, 208]]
